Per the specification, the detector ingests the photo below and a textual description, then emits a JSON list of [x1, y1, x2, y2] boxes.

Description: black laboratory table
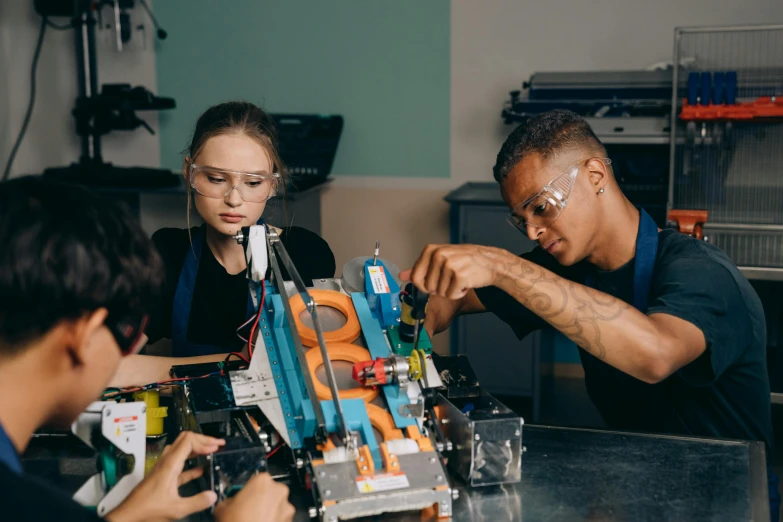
[[23, 424, 769, 522]]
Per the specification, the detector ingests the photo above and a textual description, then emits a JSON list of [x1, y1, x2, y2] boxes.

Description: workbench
[[23, 424, 769, 522]]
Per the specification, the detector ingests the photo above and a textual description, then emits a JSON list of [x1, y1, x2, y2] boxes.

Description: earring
[[598, 188, 605, 194]]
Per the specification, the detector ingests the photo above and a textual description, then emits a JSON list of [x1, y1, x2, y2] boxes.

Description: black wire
[[138, 0, 164, 33], [2, 17, 47, 182], [45, 19, 72, 31]]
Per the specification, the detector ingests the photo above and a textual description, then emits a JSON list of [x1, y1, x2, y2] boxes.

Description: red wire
[[267, 443, 283, 458], [248, 282, 266, 358], [227, 352, 250, 365]]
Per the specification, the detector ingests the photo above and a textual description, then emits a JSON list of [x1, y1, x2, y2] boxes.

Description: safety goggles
[[105, 312, 149, 356], [506, 157, 611, 232], [188, 163, 281, 203]]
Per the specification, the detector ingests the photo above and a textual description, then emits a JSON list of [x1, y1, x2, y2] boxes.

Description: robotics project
[[84, 224, 525, 521]]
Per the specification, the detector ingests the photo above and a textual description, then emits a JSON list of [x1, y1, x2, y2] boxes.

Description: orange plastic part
[[366, 403, 404, 441], [289, 289, 362, 347], [668, 209, 709, 240], [379, 442, 400, 472], [356, 444, 374, 476], [680, 97, 783, 121], [305, 342, 379, 403], [405, 425, 434, 452]]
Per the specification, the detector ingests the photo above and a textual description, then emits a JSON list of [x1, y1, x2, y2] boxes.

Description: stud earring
[[598, 188, 605, 194]]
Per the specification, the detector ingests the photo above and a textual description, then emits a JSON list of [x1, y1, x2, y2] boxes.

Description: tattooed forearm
[[493, 256, 631, 359]]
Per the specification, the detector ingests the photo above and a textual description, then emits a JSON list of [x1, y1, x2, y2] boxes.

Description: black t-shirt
[[0, 462, 103, 522], [146, 226, 336, 348], [476, 229, 773, 457]]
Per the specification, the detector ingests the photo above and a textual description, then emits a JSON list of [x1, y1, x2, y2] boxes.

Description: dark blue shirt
[[0, 422, 21, 474]]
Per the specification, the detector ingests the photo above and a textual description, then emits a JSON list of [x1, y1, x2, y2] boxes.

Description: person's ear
[[586, 157, 609, 195], [66, 309, 109, 368]]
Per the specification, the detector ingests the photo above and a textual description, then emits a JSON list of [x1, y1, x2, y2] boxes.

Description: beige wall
[[321, 184, 453, 355], [0, 1, 161, 179]]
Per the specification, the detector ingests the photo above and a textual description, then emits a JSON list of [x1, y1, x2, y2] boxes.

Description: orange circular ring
[[365, 403, 404, 441], [306, 342, 379, 403], [289, 290, 362, 347]]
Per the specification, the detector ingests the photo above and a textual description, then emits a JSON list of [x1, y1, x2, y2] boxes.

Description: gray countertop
[[24, 424, 769, 522]]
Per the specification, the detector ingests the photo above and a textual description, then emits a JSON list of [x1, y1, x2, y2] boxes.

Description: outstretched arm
[[406, 244, 706, 384]]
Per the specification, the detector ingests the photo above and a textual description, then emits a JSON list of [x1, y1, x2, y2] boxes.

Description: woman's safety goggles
[[189, 163, 281, 203], [506, 157, 611, 232]]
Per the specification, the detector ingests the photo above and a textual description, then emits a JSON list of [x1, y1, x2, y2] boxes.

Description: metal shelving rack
[[668, 25, 783, 282]]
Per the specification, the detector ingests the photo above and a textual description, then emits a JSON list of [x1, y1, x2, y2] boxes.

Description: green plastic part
[[387, 325, 432, 356], [99, 449, 118, 490]]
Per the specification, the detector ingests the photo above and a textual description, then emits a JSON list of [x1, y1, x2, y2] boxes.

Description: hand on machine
[[97, 228, 525, 521]]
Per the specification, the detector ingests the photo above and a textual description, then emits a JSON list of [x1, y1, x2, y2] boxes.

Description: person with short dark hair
[[402, 109, 779, 518], [0, 176, 294, 522]]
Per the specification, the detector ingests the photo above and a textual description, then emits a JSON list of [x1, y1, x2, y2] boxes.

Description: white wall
[[0, 1, 160, 179], [450, 0, 783, 185]]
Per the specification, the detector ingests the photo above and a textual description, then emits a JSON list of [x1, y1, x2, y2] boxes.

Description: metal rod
[[269, 232, 352, 447], [265, 232, 328, 441], [667, 28, 681, 217], [676, 24, 783, 34], [373, 241, 380, 266], [704, 223, 783, 232]]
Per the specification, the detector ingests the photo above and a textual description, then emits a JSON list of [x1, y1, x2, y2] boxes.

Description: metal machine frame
[[170, 226, 524, 520]]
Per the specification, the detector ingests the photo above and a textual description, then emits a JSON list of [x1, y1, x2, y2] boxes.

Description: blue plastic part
[[687, 72, 700, 105], [713, 72, 725, 105], [726, 71, 738, 104], [301, 399, 382, 469], [699, 72, 712, 105], [351, 293, 416, 429], [363, 260, 401, 328], [263, 287, 306, 449]]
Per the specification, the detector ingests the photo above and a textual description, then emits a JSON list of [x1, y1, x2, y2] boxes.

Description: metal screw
[[296, 458, 304, 469], [287, 413, 291, 417], [265, 332, 270, 337], [452, 488, 460, 500], [318, 470, 326, 478], [105, 409, 111, 417], [362, 465, 368, 471], [308, 507, 317, 518], [276, 375, 281, 379], [430, 457, 437, 464], [474, 434, 480, 441], [324, 489, 331, 497], [265, 391, 270, 396], [389, 454, 396, 459], [273, 361, 278, 365], [436, 475, 443, 481]]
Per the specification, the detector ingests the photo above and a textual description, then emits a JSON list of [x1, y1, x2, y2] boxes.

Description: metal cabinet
[[446, 182, 544, 421]]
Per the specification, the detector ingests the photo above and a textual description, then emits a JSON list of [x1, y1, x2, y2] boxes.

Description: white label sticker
[[114, 416, 139, 437], [355, 472, 410, 493], [367, 266, 390, 294]]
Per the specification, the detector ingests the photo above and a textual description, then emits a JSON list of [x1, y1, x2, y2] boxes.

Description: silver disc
[[341, 256, 401, 294]]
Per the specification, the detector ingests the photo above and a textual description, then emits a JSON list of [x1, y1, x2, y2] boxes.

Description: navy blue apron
[[585, 209, 780, 521], [584, 208, 658, 312], [171, 221, 263, 357]]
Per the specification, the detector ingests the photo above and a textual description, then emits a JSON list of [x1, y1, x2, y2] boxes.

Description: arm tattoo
[[493, 256, 630, 360]]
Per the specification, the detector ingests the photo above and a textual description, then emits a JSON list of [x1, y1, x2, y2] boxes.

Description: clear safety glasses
[[189, 163, 281, 203], [506, 157, 611, 232]]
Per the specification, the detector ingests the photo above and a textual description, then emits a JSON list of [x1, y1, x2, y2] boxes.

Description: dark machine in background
[[501, 70, 673, 227], [33, 0, 178, 188], [272, 114, 343, 192]]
